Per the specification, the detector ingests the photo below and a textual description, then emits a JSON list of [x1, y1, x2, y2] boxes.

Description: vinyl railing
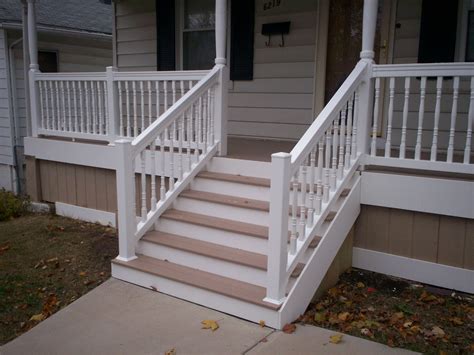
[[115, 66, 223, 261], [265, 61, 369, 304], [30, 68, 208, 143], [367, 63, 474, 174]]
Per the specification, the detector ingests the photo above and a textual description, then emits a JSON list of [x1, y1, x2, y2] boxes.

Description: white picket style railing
[[31, 68, 208, 143], [115, 66, 223, 261], [265, 61, 370, 304], [367, 63, 474, 174]]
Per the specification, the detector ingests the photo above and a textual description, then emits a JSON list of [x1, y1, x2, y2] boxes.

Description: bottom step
[[112, 255, 281, 327]]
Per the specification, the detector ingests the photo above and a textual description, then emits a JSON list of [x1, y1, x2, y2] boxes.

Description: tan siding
[[0, 29, 13, 165], [355, 205, 473, 270]]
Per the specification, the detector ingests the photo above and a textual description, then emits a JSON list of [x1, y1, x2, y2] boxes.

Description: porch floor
[[226, 137, 296, 162]]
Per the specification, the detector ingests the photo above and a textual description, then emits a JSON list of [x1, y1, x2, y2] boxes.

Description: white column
[[360, 0, 378, 61], [215, 0, 227, 65], [106, 66, 118, 144], [27, 0, 38, 70]]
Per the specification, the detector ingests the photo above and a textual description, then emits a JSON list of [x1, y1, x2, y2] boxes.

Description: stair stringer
[[277, 175, 361, 328]]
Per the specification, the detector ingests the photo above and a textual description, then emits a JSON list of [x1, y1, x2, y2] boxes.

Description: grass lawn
[[0, 213, 118, 345], [300, 268, 474, 354]]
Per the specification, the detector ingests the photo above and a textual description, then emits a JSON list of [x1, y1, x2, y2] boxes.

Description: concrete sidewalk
[[1, 279, 415, 355]]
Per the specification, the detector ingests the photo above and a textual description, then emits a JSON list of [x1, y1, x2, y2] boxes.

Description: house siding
[[0, 29, 14, 166]]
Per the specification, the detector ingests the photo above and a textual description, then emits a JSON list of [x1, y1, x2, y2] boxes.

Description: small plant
[[0, 189, 30, 221]]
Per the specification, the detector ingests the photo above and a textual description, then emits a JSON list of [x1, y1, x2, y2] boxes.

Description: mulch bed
[[0, 213, 118, 345], [299, 268, 474, 354]]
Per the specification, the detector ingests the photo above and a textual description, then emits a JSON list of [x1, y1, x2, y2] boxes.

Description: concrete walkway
[[1, 279, 415, 355]]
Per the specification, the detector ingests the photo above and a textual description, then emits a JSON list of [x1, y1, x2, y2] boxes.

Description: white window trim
[[456, 0, 473, 62]]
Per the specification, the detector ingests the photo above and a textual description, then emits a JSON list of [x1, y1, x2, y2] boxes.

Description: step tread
[[197, 171, 271, 187], [142, 231, 304, 278], [112, 255, 280, 310], [161, 209, 268, 239], [180, 190, 269, 211]]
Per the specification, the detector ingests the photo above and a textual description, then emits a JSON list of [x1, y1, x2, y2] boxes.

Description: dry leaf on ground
[[29, 314, 45, 322], [259, 320, 265, 327], [201, 319, 219, 331], [164, 348, 176, 355], [282, 323, 296, 334], [329, 334, 343, 344]]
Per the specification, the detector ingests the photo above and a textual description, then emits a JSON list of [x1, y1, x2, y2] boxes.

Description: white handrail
[[372, 62, 474, 78]]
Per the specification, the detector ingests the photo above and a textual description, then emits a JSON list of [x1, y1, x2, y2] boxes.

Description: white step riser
[[192, 178, 271, 201], [207, 157, 272, 178], [155, 219, 268, 254], [112, 263, 281, 328], [137, 240, 268, 287], [174, 197, 270, 226]]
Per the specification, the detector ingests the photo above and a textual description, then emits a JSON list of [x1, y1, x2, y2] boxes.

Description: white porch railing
[[367, 63, 474, 174], [265, 61, 369, 304], [115, 66, 223, 261], [31, 68, 208, 143]]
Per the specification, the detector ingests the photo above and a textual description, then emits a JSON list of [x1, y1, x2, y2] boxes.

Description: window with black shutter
[[418, 0, 459, 63]]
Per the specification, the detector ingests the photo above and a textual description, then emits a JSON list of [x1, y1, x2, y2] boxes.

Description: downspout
[[7, 37, 23, 194]]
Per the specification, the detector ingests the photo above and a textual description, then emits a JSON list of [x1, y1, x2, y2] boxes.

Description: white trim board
[[360, 171, 474, 219], [353, 247, 474, 294], [55, 202, 116, 227]]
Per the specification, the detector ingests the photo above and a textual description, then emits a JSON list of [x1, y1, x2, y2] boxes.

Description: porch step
[[179, 190, 269, 211], [197, 171, 271, 187], [112, 255, 281, 310], [161, 209, 268, 239], [142, 231, 305, 278]]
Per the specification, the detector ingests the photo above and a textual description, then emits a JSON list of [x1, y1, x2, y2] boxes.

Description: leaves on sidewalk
[[282, 323, 296, 334], [201, 319, 219, 331], [329, 333, 343, 344]]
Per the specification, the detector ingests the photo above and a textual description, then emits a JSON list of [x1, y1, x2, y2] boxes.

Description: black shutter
[[156, 0, 175, 70], [230, 0, 255, 80], [418, 0, 458, 63]]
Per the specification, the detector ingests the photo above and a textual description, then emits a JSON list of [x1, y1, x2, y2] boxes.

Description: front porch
[[21, 0, 474, 329]]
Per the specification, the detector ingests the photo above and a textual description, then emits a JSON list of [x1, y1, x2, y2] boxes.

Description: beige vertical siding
[[355, 205, 474, 270], [0, 29, 13, 165]]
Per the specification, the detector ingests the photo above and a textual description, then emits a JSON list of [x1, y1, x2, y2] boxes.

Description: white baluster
[[414, 77, 427, 160], [125, 81, 131, 137], [370, 77, 380, 156], [351, 89, 359, 159], [464, 77, 474, 164], [55, 81, 61, 130], [79, 81, 84, 132], [316, 139, 323, 214], [164, 81, 168, 111], [44, 82, 51, 130], [194, 102, 199, 163], [66, 81, 71, 131], [345, 96, 353, 168], [172, 80, 176, 105], [150, 141, 157, 211], [331, 118, 338, 190], [98, 81, 103, 134], [103, 81, 109, 136], [399, 77, 411, 159], [203, 93, 208, 153], [39, 81, 45, 129], [169, 121, 175, 190], [208, 88, 214, 145], [85, 81, 91, 133], [324, 128, 331, 202], [92, 82, 97, 134], [148, 81, 152, 127], [140, 81, 145, 133], [290, 170, 298, 254], [180, 80, 184, 99], [72, 81, 77, 132], [307, 149, 316, 227], [447, 76, 460, 163], [61, 81, 66, 131], [140, 149, 147, 222], [118, 81, 124, 136], [155, 81, 160, 118], [187, 107, 192, 170], [133, 81, 138, 136], [178, 115, 184, 181], [385, 77, 395, 157], [338, 104, 346, 179], [160, 131, 166, 201], [430, 77, 443, 161], [198, 96, 203, 150], [298, 164, 307, 241]]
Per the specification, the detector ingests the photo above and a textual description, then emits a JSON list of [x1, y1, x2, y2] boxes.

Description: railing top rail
[[35, 72, 107, 81], [113, 69, 210, 81], [130, 65, 220, 156], [289, 60, 368, 170], [372, 62, 474, 78]]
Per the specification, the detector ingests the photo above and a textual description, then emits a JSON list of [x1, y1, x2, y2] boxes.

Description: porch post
[[214, 0, 228, 155], [27, 0, 40, 137], [357, 0, 378, 157]]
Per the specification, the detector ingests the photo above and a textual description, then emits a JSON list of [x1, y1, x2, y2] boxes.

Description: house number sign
[[263, 0, 282, 11]]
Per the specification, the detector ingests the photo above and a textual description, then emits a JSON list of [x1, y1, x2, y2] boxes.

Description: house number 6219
[[263, 0, 282, 11]]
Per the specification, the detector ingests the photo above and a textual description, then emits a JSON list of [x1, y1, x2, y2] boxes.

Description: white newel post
[[265, 153, 291, 305], [27, 0, 39, 137], [356, 0, 378, 157], [115, 140, 137, 261], [106, 66, 119, 143], [214, 0, 228, 155]]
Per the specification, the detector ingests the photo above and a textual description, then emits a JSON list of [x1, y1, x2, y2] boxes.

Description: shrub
[[0, 189, 30, 221]]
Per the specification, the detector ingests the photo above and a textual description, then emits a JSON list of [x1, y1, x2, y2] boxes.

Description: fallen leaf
[[282, 323, 296, 334], [360, 328, 373, 337], [403, 321, 413, 328], [30, 314, 45, 322], [259, 320, 265, 327], [338, 312, 350, 321], [356, 282, 365, 288], [46, 257, 58, 263], [164, 348, 176, 355], [329, 334, 343, 344], [449, 317, 463, 326], [389, 312, 404, 324], [201, 319, 219, 331], [79, 272, 87, 277], [431, 326, 445, 338], [314, 312, 326, 323]]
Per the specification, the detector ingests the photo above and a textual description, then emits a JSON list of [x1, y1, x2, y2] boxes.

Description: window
[[38, 51, 58, 72], [418, 0, 459, 63], [182, 0, 215, 70], [466, 10, 474, 61]]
